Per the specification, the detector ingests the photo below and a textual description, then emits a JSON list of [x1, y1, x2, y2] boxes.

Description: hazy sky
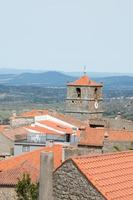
[[0, 0, 133, 72]]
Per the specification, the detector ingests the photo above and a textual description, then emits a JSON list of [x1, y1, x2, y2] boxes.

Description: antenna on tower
[[83, 65, 87, 75]]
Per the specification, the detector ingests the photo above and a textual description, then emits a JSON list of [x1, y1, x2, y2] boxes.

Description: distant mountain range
[[0, 68, 43, 74], [0, 68, 133, 77], [95, 76, 133, 89], [2, 71, 76, 86], [0, 71, 133, 89], [65, 71, 133, 78]]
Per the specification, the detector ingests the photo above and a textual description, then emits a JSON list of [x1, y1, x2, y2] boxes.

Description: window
[[66, 134, 70, 142], [94, 87, 98, 99], [22, 145, 30, 152], [76, 88, 81, 98]]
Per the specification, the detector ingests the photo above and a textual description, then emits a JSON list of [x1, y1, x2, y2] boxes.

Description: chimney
[[104, 131, 109, 139], [102, 130, 109, 153], [39, 152, 54, 200], [79, 126, 86, 131]]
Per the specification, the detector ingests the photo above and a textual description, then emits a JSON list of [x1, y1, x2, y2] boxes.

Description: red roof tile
[[18, 109, 49, 118], [109, 130, 133, 142], [72, 151, 133, 200], [68, 75, 102, 87], [25, 125, 64, 135], [79, 128, 133, 146], [2, 127, 29, 141], [79, 127, 104, 146], [15, 109, 83, 127], [0, 161, 38, 186], [50, 112, 84, 127], [0, 145, 62, 186], [0, 125, 8, 132], [38, 120, 73, 134]]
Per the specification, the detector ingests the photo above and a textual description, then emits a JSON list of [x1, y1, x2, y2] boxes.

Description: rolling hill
[[5, 71, 76, 86], [0, 71, 133, 90]]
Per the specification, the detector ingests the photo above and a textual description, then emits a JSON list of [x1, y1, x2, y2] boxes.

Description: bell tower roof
[[67, 75, 103, 87]]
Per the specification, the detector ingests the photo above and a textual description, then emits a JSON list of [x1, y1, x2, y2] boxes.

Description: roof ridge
[[72, 150, 133, 160], [0, 145, 62, 164]]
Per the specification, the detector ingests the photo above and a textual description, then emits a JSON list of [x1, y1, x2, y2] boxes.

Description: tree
[[15, 173, 39, 200]]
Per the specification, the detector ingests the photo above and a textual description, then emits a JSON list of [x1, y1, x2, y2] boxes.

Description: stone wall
[[63, 146, 102, 161], [88, 117, 133, 130], [10, 117, 34, 128], [63, 141, 133, 160], [105, 117, 133, 131], [103, 139, 133, 153], [0, 134, 13, 155], [66, 85, 103, 120], [0, 187, 17, 200], [53, 160, 105, 200]]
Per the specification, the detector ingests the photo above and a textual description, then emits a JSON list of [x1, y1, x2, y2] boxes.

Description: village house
[[0, 144, 62, 200], [1, 116, 133, 158], [1, 73, 133, 158], [0, 148, 133, 200], [53, 150, 133, 200], [78, 126, 133, 153], [0, 126, 29, 156], [0, 111, 82, 156], [10, 109, 83, 128]]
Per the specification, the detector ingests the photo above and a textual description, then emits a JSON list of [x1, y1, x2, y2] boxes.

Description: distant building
[[14, 115, 80, 155], [10, 109, 83, 128], [1, 112, 81, 156], [78, 127, 133, 153], [65, 74, 103, 120]]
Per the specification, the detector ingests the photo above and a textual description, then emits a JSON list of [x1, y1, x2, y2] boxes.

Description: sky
[[0, 0, 133, 73]]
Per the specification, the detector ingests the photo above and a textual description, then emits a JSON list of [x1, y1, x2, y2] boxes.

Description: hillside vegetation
[[0, 71, 133, 121]]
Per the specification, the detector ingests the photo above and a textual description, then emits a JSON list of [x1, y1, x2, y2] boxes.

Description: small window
[[95, 87, 97, 92], [66, 134, 70, 142], [22, 145, 30, 152], [76, 88, 81, 98], [94, 87, 98, 99]]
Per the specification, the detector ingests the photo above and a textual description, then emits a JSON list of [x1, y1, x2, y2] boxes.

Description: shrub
[[15, 173, 39, 200]]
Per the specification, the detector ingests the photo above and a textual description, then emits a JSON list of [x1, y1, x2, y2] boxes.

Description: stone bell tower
[[65, 73, 103, 120]]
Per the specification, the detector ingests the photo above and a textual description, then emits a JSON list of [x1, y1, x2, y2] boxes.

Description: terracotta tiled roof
[[0, 125, 8, 132], [15, 109, 83, 127], [79, 128, 133, 146], [2, 127, 29, 141], [67, 75, 102, 86], [0, 145, 62, 186], [18, 109, 49, 118], [50, 112, 84, 127], [72, 151, 133, 200], [109, 130, 133, 141], [79, 127, 105, 146], [38, 120, 73, 134], [0, 161, 38, 186], [25, 125, 65, 136]]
